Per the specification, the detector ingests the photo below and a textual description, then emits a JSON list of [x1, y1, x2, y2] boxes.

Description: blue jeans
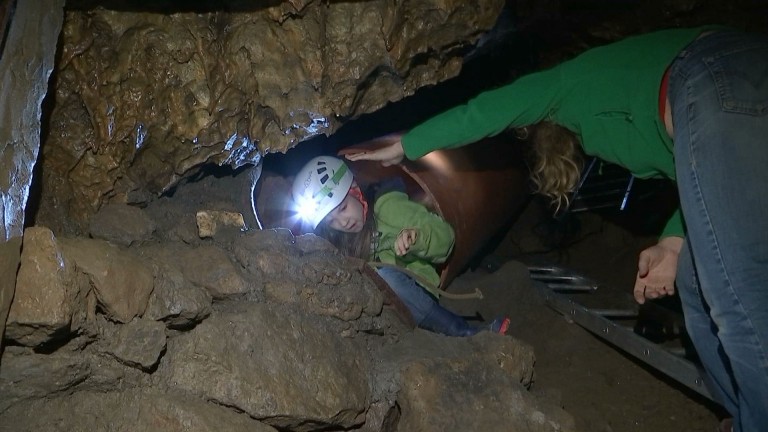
[[669, 30, 768, 431], [375, 266, 483, 337]]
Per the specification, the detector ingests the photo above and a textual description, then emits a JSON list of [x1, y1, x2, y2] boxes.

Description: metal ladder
[[569, 158, 636, 213], [528, 264, 714, 402]]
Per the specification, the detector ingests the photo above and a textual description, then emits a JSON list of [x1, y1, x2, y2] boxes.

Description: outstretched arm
[[345, 67, 562, 165]]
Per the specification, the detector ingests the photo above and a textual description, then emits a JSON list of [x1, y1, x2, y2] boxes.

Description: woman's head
[[524, 121, 584, 213]]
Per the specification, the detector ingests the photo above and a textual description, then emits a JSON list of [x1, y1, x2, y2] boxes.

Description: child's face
[[323, 193, 365, 233]]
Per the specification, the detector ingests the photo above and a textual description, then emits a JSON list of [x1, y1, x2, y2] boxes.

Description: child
[[292, 155, 510, 337]]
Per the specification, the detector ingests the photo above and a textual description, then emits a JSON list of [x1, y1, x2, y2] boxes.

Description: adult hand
[[633, 236, 684, 304], [395, 228, 418, 256], [344, 140, 405, 167]]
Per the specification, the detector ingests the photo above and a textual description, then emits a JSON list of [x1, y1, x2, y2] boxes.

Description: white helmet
[[292, 156, 354, 229]]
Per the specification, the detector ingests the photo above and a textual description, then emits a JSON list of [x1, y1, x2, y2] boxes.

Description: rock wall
[[0, 0, 65, 353]]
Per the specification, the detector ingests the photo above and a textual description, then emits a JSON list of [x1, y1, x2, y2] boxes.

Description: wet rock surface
[[0, 0, 64, 241], [0, 0, 65, 361], [5, 227, 88, 346]]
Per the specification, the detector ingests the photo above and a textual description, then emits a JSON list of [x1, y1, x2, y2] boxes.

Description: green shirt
[[403, 26, 722, 238], [374, 190, 455, 296]]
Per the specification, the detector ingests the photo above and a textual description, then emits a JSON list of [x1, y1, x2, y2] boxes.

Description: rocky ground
[[0, 166, 573, 432]]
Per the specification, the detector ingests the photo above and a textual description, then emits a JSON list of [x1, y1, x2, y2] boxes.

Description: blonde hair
[[523, 121, 584, 214]]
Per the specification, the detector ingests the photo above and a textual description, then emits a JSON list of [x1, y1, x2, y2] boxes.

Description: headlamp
[[294, 194, 320, 224]]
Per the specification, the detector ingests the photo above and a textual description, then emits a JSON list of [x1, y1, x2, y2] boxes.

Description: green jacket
[[402, 26, 723, 238], [373, 190, 454, 296]]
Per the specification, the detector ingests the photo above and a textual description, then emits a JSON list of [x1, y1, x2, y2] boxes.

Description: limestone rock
[[195, 210, 245, 238], [0, 0, 64, 240], [370, 331, 571, 432], [88, 203, 156, 246], [293, 233, 339, 254], [177, 244, 249, 298], [97, 317, 167, 372], [140, 242, 251, 299], [397, 357, 575, 432], [231, 228, 300, 274], [0, 347, 91, 413], [0, 389, 278, 432], [359, 400, 402, 432], [6, 227, 87, 346], [233, 230, 383, 321], [296, 257, 384, 321], [144, 262, 212, 329], [60, 237, 154, 323], [157, 303, 369, 431]]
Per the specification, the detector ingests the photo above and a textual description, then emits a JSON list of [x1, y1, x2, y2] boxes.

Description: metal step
[[528, 265, 714, 401]]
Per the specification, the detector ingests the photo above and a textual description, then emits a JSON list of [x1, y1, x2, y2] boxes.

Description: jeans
[[669, 30, 768, 431], [375, 266, 482, 337]]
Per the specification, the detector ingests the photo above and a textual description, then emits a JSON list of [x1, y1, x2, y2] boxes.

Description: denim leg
[[375, 266, 479, 337], [669, 30, 768, 431], [677, 240, 739, 413]]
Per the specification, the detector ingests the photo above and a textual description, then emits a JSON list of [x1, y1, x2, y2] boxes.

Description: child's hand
[[395, 228, 418, 256]]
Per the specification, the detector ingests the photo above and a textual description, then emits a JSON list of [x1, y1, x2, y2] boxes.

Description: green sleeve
[[401, 66, 564, 159], [375, 191, 455, 264], [660, 207, 685, 239]]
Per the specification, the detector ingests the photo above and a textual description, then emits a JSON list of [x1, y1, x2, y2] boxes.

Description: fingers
[[665, 285, 675, 296], [395, 229, 417, 256], [633, 282, 675, 304], [644, 285, 672, 299], [343, 141, 405, 166], [636, 250, 651, 278], [395, 235, 407, 256], [406, 229, 417, 244], [344, 151, 398, 167], [395, 238, 411, 255], [633, 279, 647, 304], [344, 151, 376, 161]]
